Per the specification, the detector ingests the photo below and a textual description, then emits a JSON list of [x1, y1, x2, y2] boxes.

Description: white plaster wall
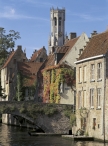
[[61, 33, 89, 67], [60, 83, 74, 105]]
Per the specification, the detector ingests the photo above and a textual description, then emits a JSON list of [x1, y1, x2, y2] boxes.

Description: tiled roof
[[43, 54, 55, 68], [17, 62, 43, 87], [30, 48, 43, 62], [2, 51, 16, 69], [43, 37, 79, 70], [59, 37, 79, 63], [78, 31, 108, 60]]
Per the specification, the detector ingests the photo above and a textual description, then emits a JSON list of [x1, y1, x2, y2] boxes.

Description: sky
[[0, 0, 108, 58]]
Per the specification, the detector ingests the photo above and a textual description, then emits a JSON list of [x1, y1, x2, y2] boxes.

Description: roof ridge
[[64, 36, 80, 45], [30, 47, 43, 61], [91, 30, 108, 38], [78, 30, 108, 61], [1, 50, 16, 69]]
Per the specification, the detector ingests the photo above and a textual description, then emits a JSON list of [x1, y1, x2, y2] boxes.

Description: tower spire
[[48, 8, 65, 54]]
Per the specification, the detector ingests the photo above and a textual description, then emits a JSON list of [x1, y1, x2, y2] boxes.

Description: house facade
[[29, 46, 47, 63], [1, 46, 27, 101], [60, 32, 89, 67], [41, 32, 88, 105], [17, 62, 43, 101], [75, 30, 108, 140]]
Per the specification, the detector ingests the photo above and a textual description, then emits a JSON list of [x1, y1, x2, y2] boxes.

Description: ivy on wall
[[15, 72, 36, 101], [42, 64, 75, 104], [15, 72, 24, 101]]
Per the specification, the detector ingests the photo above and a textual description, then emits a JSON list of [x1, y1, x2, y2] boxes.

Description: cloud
[[19, 0, 56, 8], [0, 6, 49, 21], [68, 12, 108, 22], [10, 8, 15, 15]]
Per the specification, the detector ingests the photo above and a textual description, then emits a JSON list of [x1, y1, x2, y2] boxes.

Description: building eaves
[[78, 31, 108, 61]]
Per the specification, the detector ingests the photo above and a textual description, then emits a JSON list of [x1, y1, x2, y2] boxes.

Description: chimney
[[69, 32, 77, 40], [17, 45, 22, 50], [66, 35, 68, 39], [91, 31, 97, 37], [43, 46, 45, 49]]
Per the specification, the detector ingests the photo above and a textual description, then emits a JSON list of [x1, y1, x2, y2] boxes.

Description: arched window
[[54, 17, 57, 26], [59, 17, 62, 26]]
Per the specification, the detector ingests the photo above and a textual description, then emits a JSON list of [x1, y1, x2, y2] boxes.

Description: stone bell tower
[[48, 7, 65, 54]]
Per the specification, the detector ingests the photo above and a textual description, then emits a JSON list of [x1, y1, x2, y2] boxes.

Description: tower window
[[54, 17, 57, 26], [59, 17, 62, 26]]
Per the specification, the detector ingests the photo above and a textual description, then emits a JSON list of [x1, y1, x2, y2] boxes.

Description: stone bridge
[[0, 101, 74, 134]]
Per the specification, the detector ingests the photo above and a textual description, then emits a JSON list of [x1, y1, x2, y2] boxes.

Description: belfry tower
[[48, 7, 65, 54]]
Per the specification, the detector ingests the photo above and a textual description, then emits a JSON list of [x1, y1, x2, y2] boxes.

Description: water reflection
[[0, 124, 108, 146], [75, 141, 108, 146]]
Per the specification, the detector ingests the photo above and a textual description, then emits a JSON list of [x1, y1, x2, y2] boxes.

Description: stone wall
[[0, 102, 73, 134], [76, 57, 105, 140]]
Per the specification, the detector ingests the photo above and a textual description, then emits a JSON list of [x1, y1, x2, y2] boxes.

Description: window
[[91, 64, 95, 81], [83, 90, 87, 107], [54, 17, 57, 26], [25, 88, 28, 96], [60, 82, 64, 93], [90, 89, 94, 108], [93, 118, 96, 130], [97, 63, 102, 80], [97, 88, 101, 108], [79, 67, 82, 83], [59, 17, 61, 26], [78, 91, 82, 109], [40, 58, 43, 62], [79, 49, 83, 55], [84, 66, 87, 82]]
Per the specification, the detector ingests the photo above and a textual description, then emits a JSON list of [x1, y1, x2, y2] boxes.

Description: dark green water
[[0, 123, 108, 146]]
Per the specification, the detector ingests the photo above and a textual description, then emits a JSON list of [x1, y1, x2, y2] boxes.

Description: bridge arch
[[0, 101, 74, 134]]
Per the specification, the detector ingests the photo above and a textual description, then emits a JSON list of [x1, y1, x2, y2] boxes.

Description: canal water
[[0, 123, 108, 146]]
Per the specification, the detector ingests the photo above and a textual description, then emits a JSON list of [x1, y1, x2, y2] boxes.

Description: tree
[[0, 27, 21, 66]]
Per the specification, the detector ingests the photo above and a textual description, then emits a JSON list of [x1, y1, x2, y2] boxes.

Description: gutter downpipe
[[103, 56, 106, 143]]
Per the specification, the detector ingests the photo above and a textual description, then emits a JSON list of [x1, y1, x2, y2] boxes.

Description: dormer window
[[40, 58, 43, 62], [79, 49, 83, 55]]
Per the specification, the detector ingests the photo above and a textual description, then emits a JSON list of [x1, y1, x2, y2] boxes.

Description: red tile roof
[[59, 37, 79, 63], [43, 37, 79, 70], [43, 54, 55, 68], [30, 48, 43, 62], [78, 31, 108, 60], [2, 51, 16, 69], [17, 62, 43, 87]]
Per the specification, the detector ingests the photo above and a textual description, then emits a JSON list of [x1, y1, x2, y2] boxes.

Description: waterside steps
[[62, 135, 94, 141]]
